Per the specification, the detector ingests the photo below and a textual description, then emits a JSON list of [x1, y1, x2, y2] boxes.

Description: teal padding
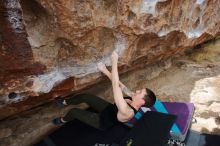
[[154, 100, 181, 134], [134, 112, 142, 120]]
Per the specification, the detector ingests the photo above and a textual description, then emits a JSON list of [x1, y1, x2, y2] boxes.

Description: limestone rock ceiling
[[0, 0, 220, 120]]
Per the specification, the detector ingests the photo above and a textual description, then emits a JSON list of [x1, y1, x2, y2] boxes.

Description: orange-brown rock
[[1, 0, 220, 120]]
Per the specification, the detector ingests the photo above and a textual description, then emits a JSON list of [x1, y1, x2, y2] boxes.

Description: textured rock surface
[[1, 0, 220, 120], [0, 39, 220, 146]]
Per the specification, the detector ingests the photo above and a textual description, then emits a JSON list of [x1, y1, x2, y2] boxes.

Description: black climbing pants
[[63, 94, 110, 129]]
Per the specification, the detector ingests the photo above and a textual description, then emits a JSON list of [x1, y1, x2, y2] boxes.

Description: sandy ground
[[146, 58, 220, 134]]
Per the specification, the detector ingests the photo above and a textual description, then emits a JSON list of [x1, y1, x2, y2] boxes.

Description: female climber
[[52, 51, 156, 130]]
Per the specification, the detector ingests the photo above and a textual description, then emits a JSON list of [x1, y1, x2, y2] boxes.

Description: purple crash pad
[[151, 102, 195, 141]]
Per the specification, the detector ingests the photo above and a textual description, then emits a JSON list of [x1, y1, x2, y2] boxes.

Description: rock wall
[[1, 39, 220, 146], [1, 0, 220, 120]]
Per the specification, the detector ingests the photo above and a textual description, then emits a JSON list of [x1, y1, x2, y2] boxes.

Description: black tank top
[[99, 96, 137, 129]]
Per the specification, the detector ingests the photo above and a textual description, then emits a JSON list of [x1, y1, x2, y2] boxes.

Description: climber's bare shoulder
[[117, 107, 134, 122]]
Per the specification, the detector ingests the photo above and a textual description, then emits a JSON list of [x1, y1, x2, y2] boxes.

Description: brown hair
[[143, 88, 156, 107]]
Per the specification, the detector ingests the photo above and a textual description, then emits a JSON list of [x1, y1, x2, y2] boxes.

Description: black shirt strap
[[123, 96, 132, 100], [123, 96, 137, 114], [127, 103, 138, 114]]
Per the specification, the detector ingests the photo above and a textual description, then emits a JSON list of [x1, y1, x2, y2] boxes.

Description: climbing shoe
[[52, 118, 65, 126]]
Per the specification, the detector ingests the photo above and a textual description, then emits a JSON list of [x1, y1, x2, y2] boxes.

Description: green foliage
[[187, 38, 220, 62]]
